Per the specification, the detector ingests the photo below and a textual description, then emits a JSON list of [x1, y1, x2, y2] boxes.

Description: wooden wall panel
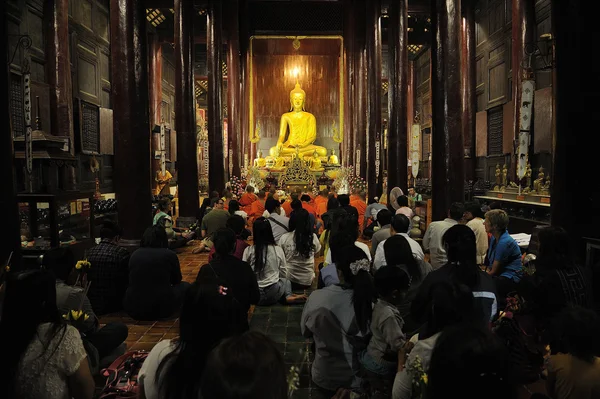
[[534, 87, 552, 153], [476, 110, 487, 157], [503, 100, 514, 154], [488, 61, 506, 104], [251, 38, 342, 147]]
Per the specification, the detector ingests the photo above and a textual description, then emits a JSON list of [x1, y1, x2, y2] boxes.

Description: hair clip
[[349, 258, 370, 275]]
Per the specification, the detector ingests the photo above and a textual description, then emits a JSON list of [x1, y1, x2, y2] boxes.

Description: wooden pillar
[[343, 0, 355, 167], [354, 0, 367, 180], [366, 0, 383, 198], [239, 0, 249, 170], [431, 0, 464, 221], [407, 60, 415, 185], [175, 0, 198, 223], [207, 0, 225, 193], [511, 0, 535, 180], [1, 0, 21, 267], [551, 0, 598, 248], [462, 0, 476, 181], [110, 0, 152, 244], [388, 0, 409, 198], [148, 33, 162, 190], [45, 0, 74, 150], [227, 0, 241, 177]]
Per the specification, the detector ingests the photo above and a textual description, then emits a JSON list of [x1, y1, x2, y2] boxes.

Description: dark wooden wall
[[7, 0, 51, 137], [473, 0, 553, 182], [69, 0, 113, 193], [251, 38, 342, 153]]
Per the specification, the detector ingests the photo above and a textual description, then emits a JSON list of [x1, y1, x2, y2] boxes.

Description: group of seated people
[[2, 183, 598, 399]]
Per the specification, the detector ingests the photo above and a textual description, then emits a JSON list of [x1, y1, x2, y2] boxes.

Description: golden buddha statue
[[269, 83, 327, 159], [309, 150, 324, 171], [328, 148, 340, 165], [254, 150, 266, 168]]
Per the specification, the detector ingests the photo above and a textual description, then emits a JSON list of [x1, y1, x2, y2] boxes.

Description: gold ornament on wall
[[250, 121, 261, 144], [332, 120, 343, 143]]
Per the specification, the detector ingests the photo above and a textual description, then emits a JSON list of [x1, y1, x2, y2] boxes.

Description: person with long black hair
[[196, 228, 260, 330], [279, 208, 321, 289], [242, 218, 306, 305], [138, 282, 244, 399], [412, 225, 497, 328], [426, 323, 516, 399], [200, 332, 287, 399], [382, 235, 433, 335], [0, 270, 95, 399], [302, 245, 376, 394], [393, 281, 477, 399]]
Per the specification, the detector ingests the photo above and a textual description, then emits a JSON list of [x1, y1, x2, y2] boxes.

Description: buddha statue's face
[[291, 92, 305, 111]]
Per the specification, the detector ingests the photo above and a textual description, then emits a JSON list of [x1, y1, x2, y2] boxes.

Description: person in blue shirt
[[484, 209, 522, 301]]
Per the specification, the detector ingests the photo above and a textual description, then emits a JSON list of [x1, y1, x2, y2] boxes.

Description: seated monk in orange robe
[[239, 186, 258, 213], [301, 194, 317, 218], [350, 188, 361, 204], [314, 189, 328, 210], [350, 192, 367, 233], [248, 190, 267, 224]]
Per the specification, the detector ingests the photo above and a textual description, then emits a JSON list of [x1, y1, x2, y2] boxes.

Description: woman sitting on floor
[[302, 246, 376, 395], [0, 269, 95, 399], [279, 208, 321, 289], [124, 226, 190, 321], [242, 217, 307, 305], [138, 282, 244, 399], [196, 228, 260, 330]]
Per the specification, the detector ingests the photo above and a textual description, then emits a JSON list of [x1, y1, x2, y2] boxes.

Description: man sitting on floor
[[86, 221, 130, 315], [193, 198, 230, 254]]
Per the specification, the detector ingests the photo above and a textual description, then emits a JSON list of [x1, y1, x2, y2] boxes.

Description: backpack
[[99, 351, 149, 399]]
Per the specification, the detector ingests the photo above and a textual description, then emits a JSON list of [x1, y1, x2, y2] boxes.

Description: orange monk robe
[[281, 201, 293, 217], [248, 200, 266, 224], [239, 192, 258, 213], [314, 195, 327, 210], [350, 194, 361, 203], [302, 202, 317, 218], [316, 201, 327, 217], [350, 199, 367, 232]]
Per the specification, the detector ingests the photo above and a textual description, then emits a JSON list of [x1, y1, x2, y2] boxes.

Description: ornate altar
[[278, 153, 317, 191]]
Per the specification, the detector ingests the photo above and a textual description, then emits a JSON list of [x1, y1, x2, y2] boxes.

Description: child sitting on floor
[[360, 266, 411, 397]]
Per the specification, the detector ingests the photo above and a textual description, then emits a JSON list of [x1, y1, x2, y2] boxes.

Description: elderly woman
[[484, 209, 522, 299]]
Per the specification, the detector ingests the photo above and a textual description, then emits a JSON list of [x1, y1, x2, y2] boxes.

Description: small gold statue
[[522, 162, 532, 193], [254, 150, 266, 168], [309, 150, 324, 171], [501, 164, 508, 187], [328, 148, 340, 165], [493, 164, 501, 190], [533, 166, 545, 194], [541, 176, 551, 196]]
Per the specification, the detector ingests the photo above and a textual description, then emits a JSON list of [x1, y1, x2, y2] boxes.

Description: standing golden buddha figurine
[[269, 83, 327, 159]]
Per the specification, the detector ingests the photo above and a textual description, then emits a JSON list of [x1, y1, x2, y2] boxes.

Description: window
[[487, 106, 503, 155]]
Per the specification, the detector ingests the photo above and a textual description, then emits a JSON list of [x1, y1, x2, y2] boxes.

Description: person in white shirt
[[279, 208, 321, 288], [422, 202, 464, 269], [228, 200, 248, 222], [263, 198, 290, 244], [464, 201, 488, 265], [242, 218, 306, 305], [374, 214, 424, 270]]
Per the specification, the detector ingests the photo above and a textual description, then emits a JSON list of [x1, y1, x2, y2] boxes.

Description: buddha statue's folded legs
[[270, 144, 327, 158]]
